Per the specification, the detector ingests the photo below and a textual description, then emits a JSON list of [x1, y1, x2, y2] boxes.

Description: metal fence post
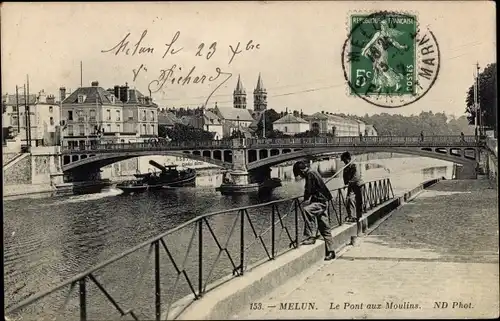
[[154, 240, 161, 321], [294, 200, 299, 248], [240, 209, 245, 275], [198, 219, 203, 297], [271, 205, 276, 259], [79, 278, 87, 321]]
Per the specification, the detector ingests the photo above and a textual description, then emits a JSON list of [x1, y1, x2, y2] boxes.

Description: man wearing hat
[[340, 151, 363, 222], [293, 160, 336, 261]]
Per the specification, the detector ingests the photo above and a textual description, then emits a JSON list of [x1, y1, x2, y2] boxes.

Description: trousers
[[346, 184, 363, 219], [303, 202, 335, 254]]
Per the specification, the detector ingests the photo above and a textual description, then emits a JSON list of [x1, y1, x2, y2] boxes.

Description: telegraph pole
[[27, 74, 32, 146], [476, 63, 482, 136], [262, 110, 266, 138], [24, 84, 29, 146], [15, 85, 20, 132]]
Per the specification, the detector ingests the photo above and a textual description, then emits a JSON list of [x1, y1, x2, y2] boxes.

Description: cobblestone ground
[[237, 180, 499, 319]]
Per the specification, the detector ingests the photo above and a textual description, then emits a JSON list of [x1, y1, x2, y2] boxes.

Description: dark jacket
[[343, 163, 362, 186], [304, 169, 333, 204]]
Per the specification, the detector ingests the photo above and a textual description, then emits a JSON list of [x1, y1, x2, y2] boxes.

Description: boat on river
[[116, 161, 196, 193], [216, 178, 282, 195]]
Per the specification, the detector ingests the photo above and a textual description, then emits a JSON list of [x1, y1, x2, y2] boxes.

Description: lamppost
[[262, 110, 266, 139], [237, 115, 240, 137]]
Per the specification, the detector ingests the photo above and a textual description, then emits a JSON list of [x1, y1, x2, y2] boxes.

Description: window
[[11, 115, 18, 126], [107, 124, 111, 132], [77, 110, 85, 122], [128, 110, 133, 120], [79, 125, 85, 136], [106, 109, 111, 121], [13, 106, 18, 112], [150, 124, 155, 135], [49, 106, 53, 113], [50, 117, 54, 125], [142, 124, 147, 134], [150, 110, 155, 121], [284, 126, 288, 132], [142, 110, 147, 121], [78, 95, 84, 103], [67, 125, 74, 136], [116, 110, 120, 121], [89, 109, 96, 121], [117, 124, 121, 133], [68, 110, 73, 121]]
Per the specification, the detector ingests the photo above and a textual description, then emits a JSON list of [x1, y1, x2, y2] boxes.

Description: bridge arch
[[246, 146, 478, 171], [62, 150, 233, 173]]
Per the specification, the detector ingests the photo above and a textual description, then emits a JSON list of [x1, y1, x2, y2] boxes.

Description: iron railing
[[5, 178, 394, 321], [246, 135, 480, 148], [60, 135, 481, 154], [485, 137, 498, 158]]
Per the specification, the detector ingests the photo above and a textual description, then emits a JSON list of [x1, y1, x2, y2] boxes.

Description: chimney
[[285, 107, 288, 115], [91, 81, 99, 87], [125, 82, 130, 102], [114, 85, 120, 100], [59, 87, 66, 101], [119, 86, 127, 103], [46, 95, 55, 104]]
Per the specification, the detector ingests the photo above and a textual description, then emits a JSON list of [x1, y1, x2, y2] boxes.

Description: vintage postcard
[[2, 1, 497, 320]]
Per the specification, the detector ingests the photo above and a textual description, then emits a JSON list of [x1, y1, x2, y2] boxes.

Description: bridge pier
[[455, 163, 477, 179]]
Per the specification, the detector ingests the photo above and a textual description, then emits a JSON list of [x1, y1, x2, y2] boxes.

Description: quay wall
[[173, 177, 446, 320], [3, 154, 32, 185]]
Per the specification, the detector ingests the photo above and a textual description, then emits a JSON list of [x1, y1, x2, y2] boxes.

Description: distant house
[[305, 112, 360, 136], [273, 114, 309, 135], [365, 124, 378, 136], [184, 109, 224, 140], [212, 105, 255, 137], [352, 119, 366, 136], [158, 110, 181, 129], [2, 91, 60, 146]]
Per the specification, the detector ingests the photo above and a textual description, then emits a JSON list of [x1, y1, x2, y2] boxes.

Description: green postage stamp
[[342, 11, 440, 108]]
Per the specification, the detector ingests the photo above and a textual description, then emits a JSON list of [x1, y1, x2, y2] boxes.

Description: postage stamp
[[342, 11, 441, 108]]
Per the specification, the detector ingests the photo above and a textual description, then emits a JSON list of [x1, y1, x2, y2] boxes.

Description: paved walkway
[[236, 180, 499, 319]]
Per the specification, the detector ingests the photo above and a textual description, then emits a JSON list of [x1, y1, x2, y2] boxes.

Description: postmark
[[342, 11, 441, 108]]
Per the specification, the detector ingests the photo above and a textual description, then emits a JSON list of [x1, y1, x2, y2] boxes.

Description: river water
[[3, 153, 454, 320]]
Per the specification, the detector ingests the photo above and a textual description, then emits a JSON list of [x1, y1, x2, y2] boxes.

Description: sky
[[1, 1, 496, 117]]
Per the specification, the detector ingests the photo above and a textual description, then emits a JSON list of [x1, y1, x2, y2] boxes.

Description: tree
[[256, 109, 281, 138], [164, 123, 214, 141], [267, 129, 287, 138], [465, 62, 497, 136], [158, 125, 168, 138], [294, 128, 320, 138]]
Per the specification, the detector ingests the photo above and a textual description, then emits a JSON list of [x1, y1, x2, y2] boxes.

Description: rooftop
[[274, 114, 308, 124], [215, 106, 254, 122]]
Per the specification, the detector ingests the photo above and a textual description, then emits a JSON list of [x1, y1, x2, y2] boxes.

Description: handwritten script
[[101, 30, 261, 106]]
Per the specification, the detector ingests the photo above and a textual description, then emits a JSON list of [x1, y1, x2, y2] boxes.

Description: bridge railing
[[5, 178, 394, 321], [60, 135, 480, 154], [61, 140, 233, 153], [246, 135, 479, 148]]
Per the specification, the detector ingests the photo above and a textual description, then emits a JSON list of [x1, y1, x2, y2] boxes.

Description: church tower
[[253, 73, 267, 113], [233, 75, 246, 109]]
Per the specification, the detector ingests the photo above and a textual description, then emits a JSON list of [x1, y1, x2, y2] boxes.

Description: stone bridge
[[60, 135, 483, 182]]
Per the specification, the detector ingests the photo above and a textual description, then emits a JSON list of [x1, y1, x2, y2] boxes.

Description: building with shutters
[[60, 81, 158, 149]]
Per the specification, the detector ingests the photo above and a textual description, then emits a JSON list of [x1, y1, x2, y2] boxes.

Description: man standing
[[293, 161, 336, 261], [341, 152, 363, 223]]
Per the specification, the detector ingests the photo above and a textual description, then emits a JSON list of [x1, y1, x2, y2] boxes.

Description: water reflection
[[3, 154, 454, 316]]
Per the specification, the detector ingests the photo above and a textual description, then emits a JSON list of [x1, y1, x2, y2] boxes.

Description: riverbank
[[3, 184, 56, 199], [236, 179, 498, 320]]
